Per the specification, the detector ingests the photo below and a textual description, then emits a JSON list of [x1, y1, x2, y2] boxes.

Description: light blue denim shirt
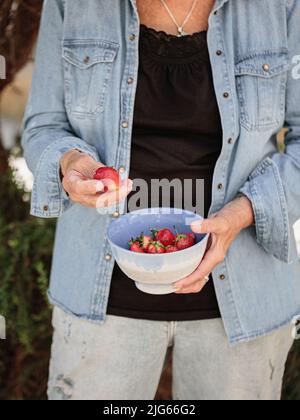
[[22, 0, 300, 344]]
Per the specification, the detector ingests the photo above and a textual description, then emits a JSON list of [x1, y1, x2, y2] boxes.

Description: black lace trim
[[139, 24, 208, 60]]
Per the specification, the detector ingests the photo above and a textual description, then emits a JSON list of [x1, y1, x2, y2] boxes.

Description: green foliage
[[0, 166, 55, 400]]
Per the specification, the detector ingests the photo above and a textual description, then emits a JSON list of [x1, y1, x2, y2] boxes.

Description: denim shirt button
[[119, 167, 126, 174], [83, 56, 90, 64], [105, 254, 112, 262], [43, 205, 49, 212], [223, 92, 230, 98], [129, 34, 136, 41], [127, 77, 134, 85], [122, 121, 129, 129], [262, 63, 270, 72], [228, 137, 233, 144], [112, 211, 120, 218], [217, 183, 224, 190], [219, 274, 226, 281], [216, 50, 223, 56]]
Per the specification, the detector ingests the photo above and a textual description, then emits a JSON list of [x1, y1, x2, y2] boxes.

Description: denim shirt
[[22, 0, 300, 344]]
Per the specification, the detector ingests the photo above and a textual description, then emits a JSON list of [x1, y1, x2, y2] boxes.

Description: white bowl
[[107, 208, 209, 295]]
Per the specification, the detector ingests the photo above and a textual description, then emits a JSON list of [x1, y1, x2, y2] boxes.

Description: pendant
[[177, 27, 186, 37]]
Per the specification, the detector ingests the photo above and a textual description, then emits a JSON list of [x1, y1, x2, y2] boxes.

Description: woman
[[22, 0, 300, 400]]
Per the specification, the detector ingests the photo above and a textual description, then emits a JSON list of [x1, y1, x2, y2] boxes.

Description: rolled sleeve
[[240, 158, 291, 263], [30, 136, 100, 218]]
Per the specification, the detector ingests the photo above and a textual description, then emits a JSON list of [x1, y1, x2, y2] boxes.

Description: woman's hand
[[174, 196, 255, 294], [60, 149, 133, 209]]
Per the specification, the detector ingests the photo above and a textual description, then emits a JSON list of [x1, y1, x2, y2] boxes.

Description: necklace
[[159, 0, 199, 37]]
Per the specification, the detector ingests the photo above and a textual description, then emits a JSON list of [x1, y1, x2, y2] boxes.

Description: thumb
[[191, 217, 223, 234]]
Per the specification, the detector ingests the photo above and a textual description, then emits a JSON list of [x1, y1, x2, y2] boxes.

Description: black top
[[107, 25, 222, 321]]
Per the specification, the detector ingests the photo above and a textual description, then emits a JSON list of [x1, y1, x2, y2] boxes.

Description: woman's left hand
[[174, 196, 255, 294]]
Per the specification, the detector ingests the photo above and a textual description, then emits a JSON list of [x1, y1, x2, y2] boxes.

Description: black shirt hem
[[107, 306, 221, 322]]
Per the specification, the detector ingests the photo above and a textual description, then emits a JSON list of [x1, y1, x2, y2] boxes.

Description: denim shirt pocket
[[62, 39, 119, 119], [235, 50, 289, 132]]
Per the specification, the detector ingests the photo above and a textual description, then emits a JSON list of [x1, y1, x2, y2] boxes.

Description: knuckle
[[221, 219, 231, 233], [73, 182, 81, 195]]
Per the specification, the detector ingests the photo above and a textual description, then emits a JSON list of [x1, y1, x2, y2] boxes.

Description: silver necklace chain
[[159, 0, 199, 37]]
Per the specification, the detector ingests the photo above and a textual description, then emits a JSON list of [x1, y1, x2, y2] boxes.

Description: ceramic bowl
[[107, 208, 209, 295]]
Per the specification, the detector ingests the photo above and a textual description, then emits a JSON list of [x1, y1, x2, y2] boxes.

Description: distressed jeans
[[48, 307, 294, 401]]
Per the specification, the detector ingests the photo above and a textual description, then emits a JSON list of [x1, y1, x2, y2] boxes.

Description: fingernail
[[96, 182, 103, 192], [191, 220, 202, 233]]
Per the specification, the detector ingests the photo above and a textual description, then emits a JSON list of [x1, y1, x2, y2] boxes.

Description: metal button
[[262, 63, 270, 72], [119, 167, 126, 174], [219, 274, 226, 281], [129, 34, 136, 41], [217, 183, 224, 190], [223, 92, 230, 98], [112, 211, 120, 218], [83, 56, 90, 64], [228, 137, 233, 144], [216, 50, 223, 56], [122, 121, 129, 129], [43, 205, 49, 212], [127, 77, 134, 85], [105, 254, 112, 262]]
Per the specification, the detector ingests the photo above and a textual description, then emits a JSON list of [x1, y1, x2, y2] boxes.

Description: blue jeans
[[48, 307, 294, 400]]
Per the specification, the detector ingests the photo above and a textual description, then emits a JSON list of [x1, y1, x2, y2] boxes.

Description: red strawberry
[[129, 240, 144, 253], [154, 228, 176, 247], [139, 233, 152, 251], [165, 245, 178, 253], [187, 233, 196, 243], [94, 167, 121, 192], [175, 234, 195, 250], [147, 241, 165, 254]]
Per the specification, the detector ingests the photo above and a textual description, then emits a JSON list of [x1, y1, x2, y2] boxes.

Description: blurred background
[[0, 0, 300, 400]]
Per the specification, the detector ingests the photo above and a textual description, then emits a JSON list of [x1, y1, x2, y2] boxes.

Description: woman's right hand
[[60, 149, 133, 209]]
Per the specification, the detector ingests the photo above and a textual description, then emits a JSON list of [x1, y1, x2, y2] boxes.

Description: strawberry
[[175, 234, 195, 251], [187, 232, 196, 243], [147, 241, 165, 254], [165, 245, 178, 253], [138, 233, 152, 252], [94, 167, 121, 192], [154, 228, 176, 247], [129, 240, 144, 253]]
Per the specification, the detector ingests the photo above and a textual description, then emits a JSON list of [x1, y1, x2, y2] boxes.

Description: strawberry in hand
[[94, 167, 121, 193]]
